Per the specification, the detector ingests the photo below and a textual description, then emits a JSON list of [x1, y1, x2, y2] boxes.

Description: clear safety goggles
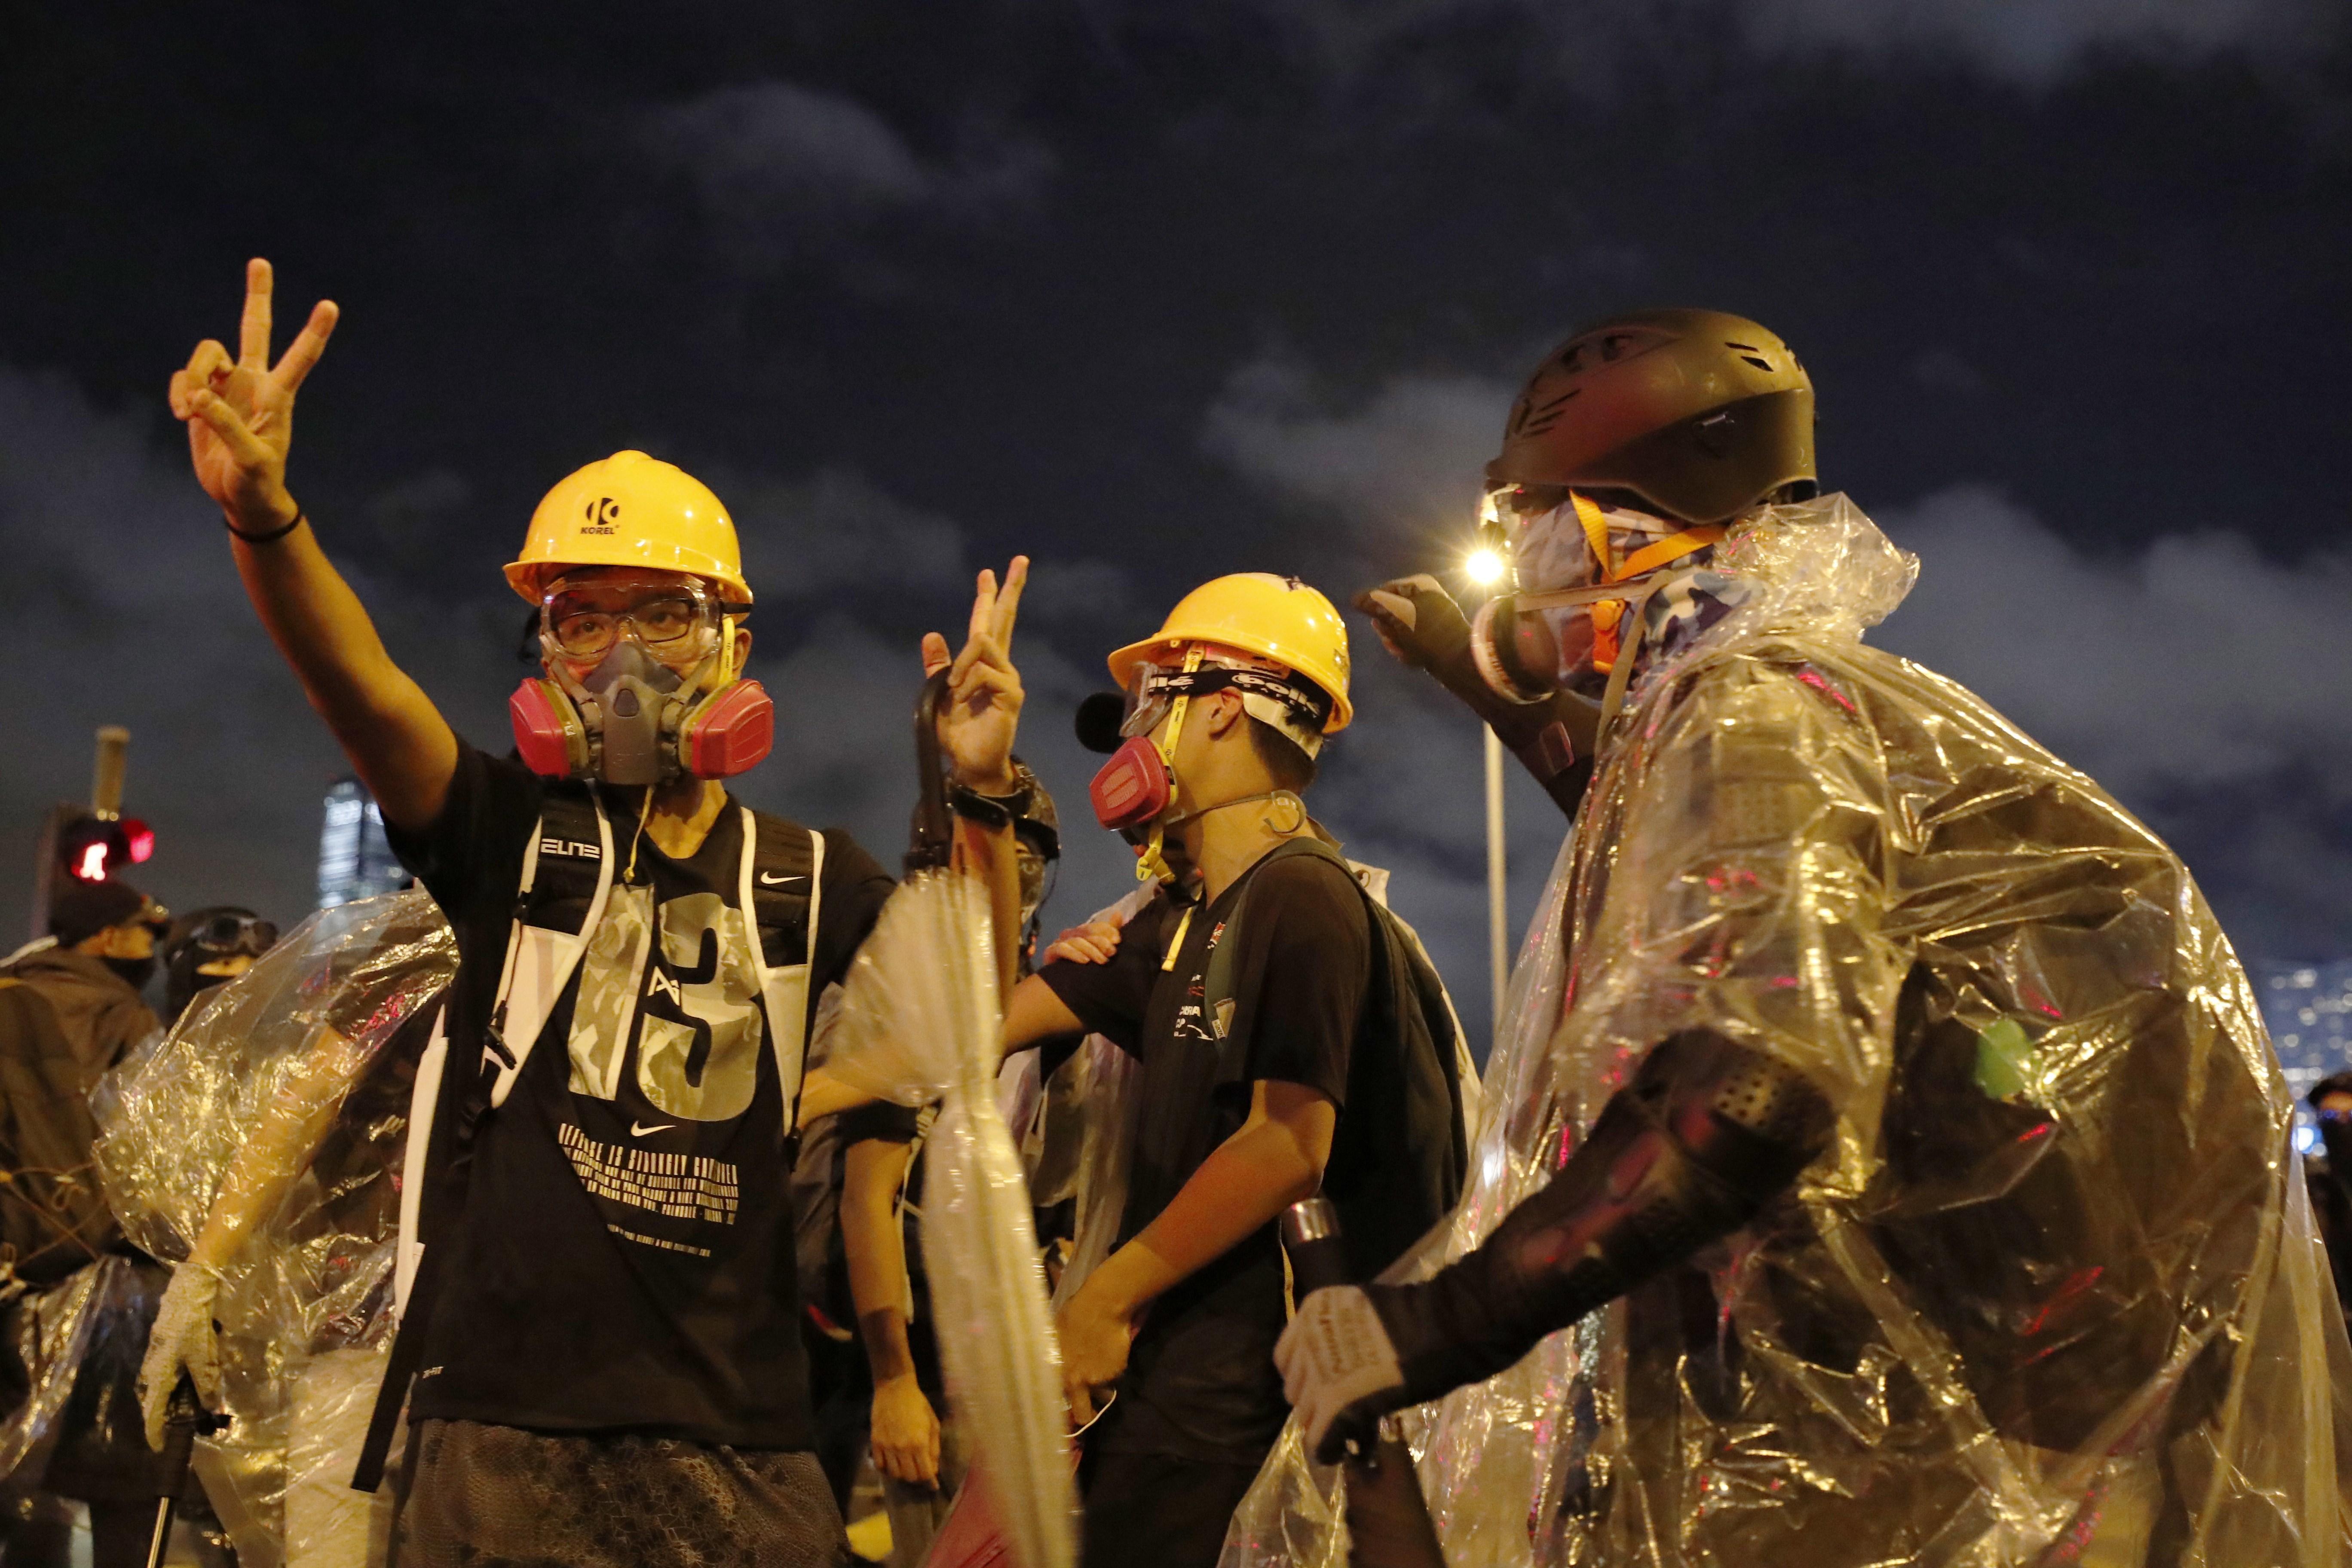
[[1481, 484, 1723, 601], [1479, 482, 1574, 537], [1119, 669, 1179, 742], [189, 910, 277, 956], [1117, 660, 1328, 744], [540, 576, 738, 661]]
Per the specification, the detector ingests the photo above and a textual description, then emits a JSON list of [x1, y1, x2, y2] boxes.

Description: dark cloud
[[1202, 357, 1509, 544], [1145, 0, 2344, 110], [640, 81, 1053, 270], [1735, 0, 2341, 83], [3, 1, 2345, 1046]]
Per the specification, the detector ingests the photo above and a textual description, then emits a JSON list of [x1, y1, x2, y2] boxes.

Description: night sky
[[3, 2, 2346, 1046]]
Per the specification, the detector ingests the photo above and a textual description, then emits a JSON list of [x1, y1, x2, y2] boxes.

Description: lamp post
[[1464, 545, 1509, 1044]]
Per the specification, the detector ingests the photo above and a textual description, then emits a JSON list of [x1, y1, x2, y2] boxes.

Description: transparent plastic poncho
[[826, 867, 1077, 1568], [91, 890, 456, 1568], [1227, 494, 2352, 1568]]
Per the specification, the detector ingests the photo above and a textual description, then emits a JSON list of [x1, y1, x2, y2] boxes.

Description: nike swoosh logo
[[759, 873, 807, 886], [631, 1121, 675, 1137]]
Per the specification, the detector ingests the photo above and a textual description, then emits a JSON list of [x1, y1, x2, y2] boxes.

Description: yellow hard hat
[[1108, 573, 1354, 732], [504, 450, 752, 604]]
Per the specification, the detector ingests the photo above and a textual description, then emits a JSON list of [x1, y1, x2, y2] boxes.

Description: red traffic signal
[[57, 815, 153, 883]]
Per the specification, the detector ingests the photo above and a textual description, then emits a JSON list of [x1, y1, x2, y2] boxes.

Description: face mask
[[511, 636, 775, 785], [1090, 735, 1174, 832], [103, 954, 156, 991], [1473, 488, 1733, 724]]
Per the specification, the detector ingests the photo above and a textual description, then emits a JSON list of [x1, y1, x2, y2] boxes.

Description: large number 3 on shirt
[[567, 888, 766, 1122]]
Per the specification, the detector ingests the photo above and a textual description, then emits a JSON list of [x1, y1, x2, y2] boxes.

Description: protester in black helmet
[[1357, 309, 1814, 823], [160, 906, 279, 1026], [1280, 309, 2347, 1564]]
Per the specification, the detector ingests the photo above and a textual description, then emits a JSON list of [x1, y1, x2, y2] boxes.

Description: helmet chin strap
[[1511, 573, 1671, 734], [1134, 648, 1204, 885]]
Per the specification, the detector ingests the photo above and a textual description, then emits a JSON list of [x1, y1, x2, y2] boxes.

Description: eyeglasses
[[542, 583, 716, 659], [198, 912, 277, 952]]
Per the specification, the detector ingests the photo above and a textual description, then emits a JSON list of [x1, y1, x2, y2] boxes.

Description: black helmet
[[162, 905, 279, 1024], [1488, 308, 1816, 525]]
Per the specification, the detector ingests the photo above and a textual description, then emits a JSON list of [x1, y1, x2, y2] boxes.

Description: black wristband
[[949, 785, 1018, 830], [226, 511, 305, 546]]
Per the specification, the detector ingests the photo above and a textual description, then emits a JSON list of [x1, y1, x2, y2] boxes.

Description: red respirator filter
[[682, 679, 775, 779], [510, 678, 587, 778], [1090, 736, 1173, 831]]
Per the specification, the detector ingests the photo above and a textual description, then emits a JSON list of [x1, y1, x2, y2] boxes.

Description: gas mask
[[509, 577, 775, 786], [1087, 649, 1320, 883], [1468, 487, 1730, 725]]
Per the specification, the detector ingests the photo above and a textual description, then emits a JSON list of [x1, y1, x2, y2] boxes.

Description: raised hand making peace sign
[[925, 557, 1030, 794], [167, 258, 339, 538]]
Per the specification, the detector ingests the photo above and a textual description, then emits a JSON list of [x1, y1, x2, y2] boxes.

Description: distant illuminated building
[[2254, 961, 2352, 1155], [318, 778, 408, 908]]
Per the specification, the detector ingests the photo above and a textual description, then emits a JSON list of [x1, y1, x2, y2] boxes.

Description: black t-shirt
[[1038, 849, 1372, 1464], [386, 741, 894, 1449]]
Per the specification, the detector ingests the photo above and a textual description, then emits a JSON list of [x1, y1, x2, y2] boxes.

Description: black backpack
[[1200, 837, 1471, 1285]]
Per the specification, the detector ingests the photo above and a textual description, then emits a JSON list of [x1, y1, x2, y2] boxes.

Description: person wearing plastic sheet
[[0, 882, 220, 1566], [160, 906, 280, 1027], [822, 794, 1060, 1568], [848, 575, 1469, 1568], [150, 258, 1036, 1568], [1276, 309, 2352, 1565], [2309, 1073, 2352, 1339]]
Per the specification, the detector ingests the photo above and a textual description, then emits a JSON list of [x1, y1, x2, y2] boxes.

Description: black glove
[[1355, 576, 1599, 820], [1283, 1032, 1834, 1464], [1357, 575, 1473, 671]]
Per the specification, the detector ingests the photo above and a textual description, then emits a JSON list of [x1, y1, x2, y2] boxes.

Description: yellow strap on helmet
[[1135, 646, 1204, 885]]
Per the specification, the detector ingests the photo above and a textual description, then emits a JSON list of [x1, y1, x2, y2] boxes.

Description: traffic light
[[25, 727, 154, 942], [54, 811, 155, 884]]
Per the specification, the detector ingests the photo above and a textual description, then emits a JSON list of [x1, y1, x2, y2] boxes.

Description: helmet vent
[[1739, 354, 1773, 371], [1515, 387, 1580, 436]]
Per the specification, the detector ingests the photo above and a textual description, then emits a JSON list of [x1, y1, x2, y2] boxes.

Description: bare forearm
[[228, 516, 456, 830], [1001, 971, 1084, 1059], [950, 815, 1021, 999], [843, 1136, 920, 1383], [1090, 1106, 1329, 1315]]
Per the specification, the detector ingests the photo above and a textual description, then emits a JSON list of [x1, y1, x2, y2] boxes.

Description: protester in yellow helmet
[[153, 259, 1035, 1568], [922, 573, 1464, 1568]]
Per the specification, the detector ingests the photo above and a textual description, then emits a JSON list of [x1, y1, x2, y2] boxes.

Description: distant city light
[[2259, 962, 2352, 1161], [1465, 547, 1507, 587], [318, 779, 408, 908]]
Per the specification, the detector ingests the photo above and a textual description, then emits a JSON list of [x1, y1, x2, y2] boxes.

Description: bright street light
[[1465, 546, 1507, 587]]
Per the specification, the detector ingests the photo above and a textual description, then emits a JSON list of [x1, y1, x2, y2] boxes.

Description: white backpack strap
[[739, 808, 822, 1124], [485, 798, 617, 1109], [394, 1002, 450, 1320]]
